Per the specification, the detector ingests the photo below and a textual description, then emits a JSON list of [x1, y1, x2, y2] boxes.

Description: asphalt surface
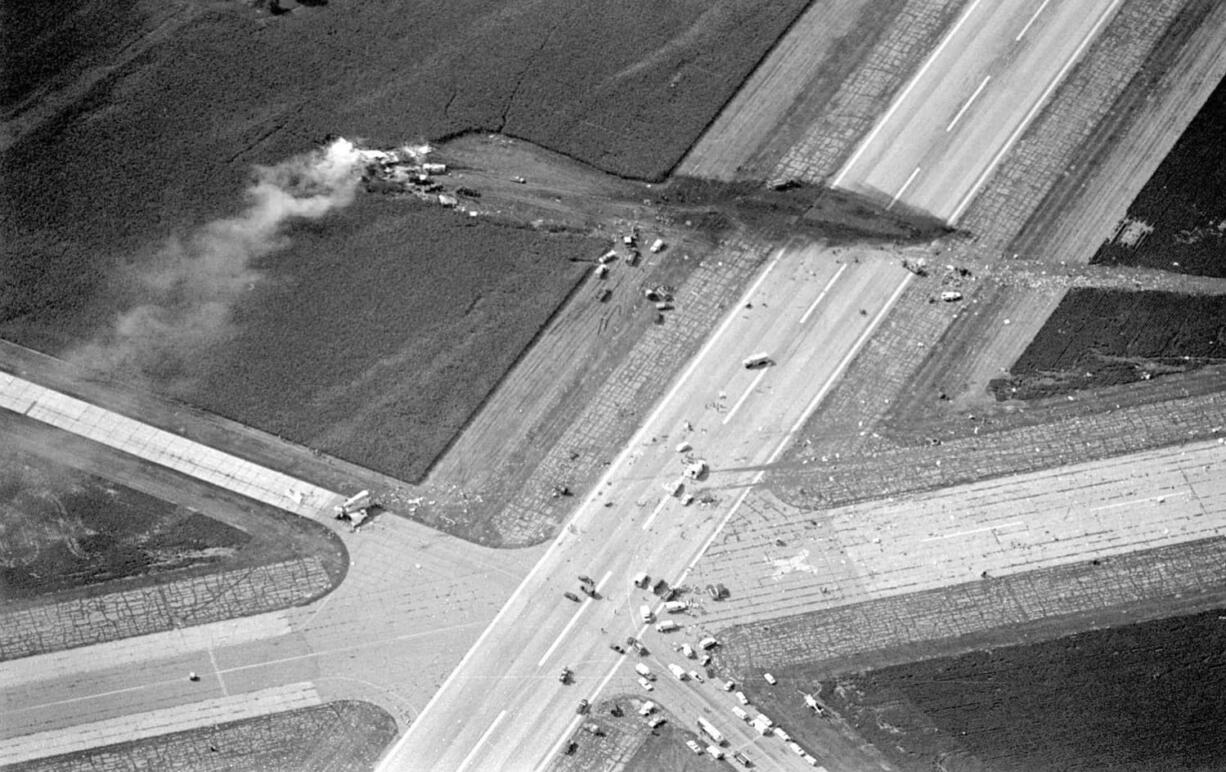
[[380, 3, 1125, 768], [832, 0, 1124, 223], [379, 244, 911, 771]]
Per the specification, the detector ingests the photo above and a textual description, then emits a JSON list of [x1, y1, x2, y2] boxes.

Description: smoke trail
[[69, 137, 367, 387]]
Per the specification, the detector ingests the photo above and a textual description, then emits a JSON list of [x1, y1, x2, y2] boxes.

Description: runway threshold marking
[[456, 709, 508, 772], [722, 368, 769, 426], [537, 570, 613, 667], [831, 0, 986, 188], [948, 0, 1124, 223], [1016, 0, 1052, 41], [799, 263, 849, 325], [923, 521, 1025, 541], [379, 250, 790, 769], [888, 167, 921, 210], [946, 75, 991, 132], [642, 495, 670, 531]]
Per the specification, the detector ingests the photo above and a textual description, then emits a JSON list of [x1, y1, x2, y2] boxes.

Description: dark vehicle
[[626, 637, 649, 656], [663, 587, 681, 602], [610, 643, 626, 654], [733, 750, 754, 767], [578, 575, 594, 585], [559, 667, 572, 684], [577, 699, 590, 715], [564, 591, 581, 602], [652, 579, 669, 596], [563, 742, 578, 756], [707, 583, 729, 601], [580, 585, 597, 598]]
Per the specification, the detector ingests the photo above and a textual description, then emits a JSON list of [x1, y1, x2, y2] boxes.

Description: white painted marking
[[923, 521, 1025, 541], [456, 710, 508, 772], [1090, 492, 1185, 513], [799, 262, 849, 325], [642, 495, 670, 531], [722, 368, 769, 426], [949, 0, 1124, 222], [946, 75, 991, 132], [888, 167, 921, 210], [832, 0, 987, 187], [537, 571, 612, 667], [1016, 0, 1052, 41]]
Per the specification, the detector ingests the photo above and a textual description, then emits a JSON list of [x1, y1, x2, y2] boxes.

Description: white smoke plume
[[70, 137, 368, 387]]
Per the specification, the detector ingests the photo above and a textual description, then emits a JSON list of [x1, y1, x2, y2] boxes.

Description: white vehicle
[[735, 690, 749, 705], [689, 670, 703, 682], [635, 663, 655, 681], [675, 441, 692, 453], [940, 290, 963, 302], [706, 745, 726, 760], [640, 605, 654, 623], [638, 677, 654, 691], [686, 740, 703, 755], [722, 679, 736, 692], [656, 620, 679, 633], [668, 663, 688, 680], [665, 478, 685, 496], [700, 654, 712, 666], [681, 643, 695, 658], [742, 352, 774, 369], [763, 672, 777, 685], [697, 716, 725, 745], [633, 571, 650, 588], [732, 706, 750, 721], [650, 238, 666, 253], [685, 460, 708, 479], [751, 717, 772, 736], [787, 741, 805, 756], [647, 714, 666, 728], [699, 637, 718, 650], [638, 700, 656, 716], [421, 162, 447, 175], [665, 600, 689, 614], [775, 728, 791, 743], [756, 712, 774, 728]]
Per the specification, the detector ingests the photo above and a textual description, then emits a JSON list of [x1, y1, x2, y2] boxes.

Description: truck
[[732, 706, 750, 722], [699, 636, 719, 650], [667, 663, 688, 680], [664, 600, 688, 613], [632, 571, 650, 588], [656, 620, 679, 633], [681, 643, 695, 659], [697, 716, 725, 745], [635, 663, 655, 681], [706, 745, 726, 760], [640, 605, 654, 623]]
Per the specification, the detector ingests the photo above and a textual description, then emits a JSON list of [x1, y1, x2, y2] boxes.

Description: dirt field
[[0, 445, 247, 599], [0, 410, 346, 612], [988, 289, 1226, 401], [818, 606, 1226, 772], [9, 700, 397, 772]]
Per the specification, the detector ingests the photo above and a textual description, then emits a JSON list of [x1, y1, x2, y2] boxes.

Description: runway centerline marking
[[537, 570, 612, 667], [946, 75, 991, 132], [1016, 0, 1052, 41], [1090, 491, 1186, 513], [831, 0, 986, 187], [949, 0, 1124, 222], [923, 521, 1025, 541], [888, 167, 921, 210], [641, 494, 671, 531], [456, 709, 507, 772], [799, 263, 848, 325], [722, 369, 768, 426]]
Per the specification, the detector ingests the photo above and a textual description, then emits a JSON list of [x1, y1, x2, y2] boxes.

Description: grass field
[[989, 289, 1226, 401], [820, 607, 1226, 771]]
